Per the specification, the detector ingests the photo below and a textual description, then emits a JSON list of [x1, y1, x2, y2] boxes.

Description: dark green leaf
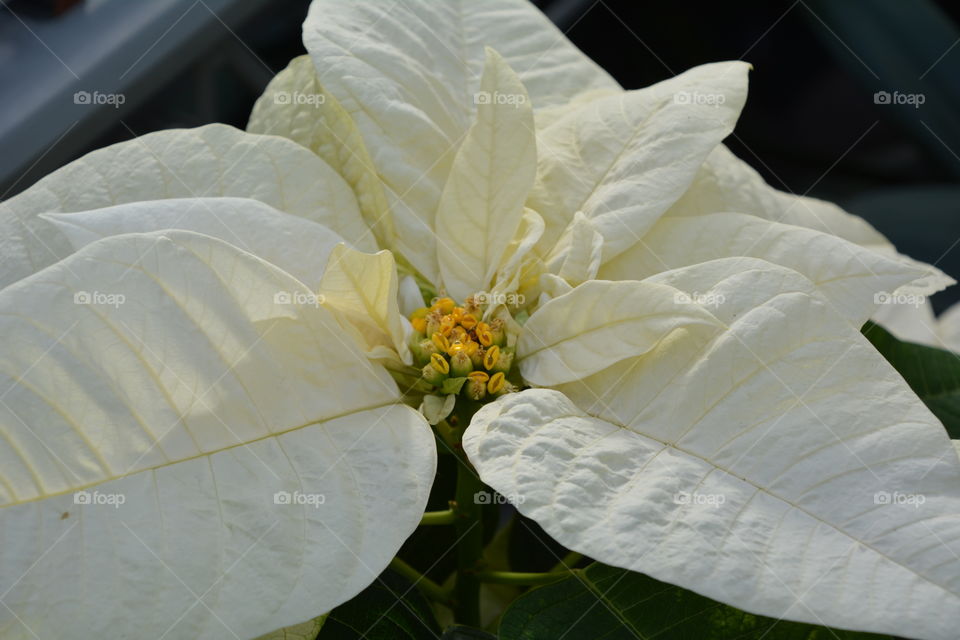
[[863, 321, 960, 437], [498, 563, 893, 640], [442, 625, 497, 639], [317, 568, 440, 640]]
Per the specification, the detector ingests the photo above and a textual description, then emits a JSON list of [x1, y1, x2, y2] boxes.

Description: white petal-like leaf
[[302, 0, 618, 282], [599, 211, 940, 326], [436, 48, 536, 302], [0, 124, 373, 290], [319, 244, 412, 365], [667, 145, 888, 247], [465, 259, 960, 639], [248, 55, 394, 250], [543, 211, 603, 287], [43, 197, 346, 289], [529, 62, 749, 260], [666, 147, 952, 300], [517, 279, 720, 387], [0, 230, 435, 639]]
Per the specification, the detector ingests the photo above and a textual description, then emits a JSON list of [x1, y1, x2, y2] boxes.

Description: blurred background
[[2, 0, 959, 307]]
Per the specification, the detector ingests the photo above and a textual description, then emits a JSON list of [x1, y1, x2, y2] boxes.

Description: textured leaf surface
[[436, 49, 536, 301], [0, 124, 373, 290], [599, 211, 935, 326], [466, 258, 960, 639], [302, 0, 618, 281], [528, 62, 748, 261], [247, 55, 394, 250], [0, 230, 435, 639], [319, 244, 411, 364], [517, 280, 720, 387], [498, 563, 892, 640], [44, 197, 346, 290]]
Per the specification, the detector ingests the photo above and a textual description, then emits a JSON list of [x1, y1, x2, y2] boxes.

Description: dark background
[[4, 0, 960, 307]]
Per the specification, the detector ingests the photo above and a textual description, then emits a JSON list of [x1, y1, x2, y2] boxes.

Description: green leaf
[[441, 377, 469, 395], [317, 569, 441, 639], [863, 321, 960, 437], [498, 563, 893, 640]]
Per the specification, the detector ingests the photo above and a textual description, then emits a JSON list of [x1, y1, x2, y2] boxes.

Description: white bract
[[0, 1, 957, 639]]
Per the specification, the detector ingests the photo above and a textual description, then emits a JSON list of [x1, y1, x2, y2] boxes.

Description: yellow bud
[[460, 314, 478, 330], [432, 332, 450, 353], [430, 352, 450, 375], [467, 370, 489, 383], [476, 324, 494, 347], [411, 316, 427, 334], [487, 371, 505, 394], [483, 345, 500, 371], [434, 297, 456, 314], [448, 340, 467, 355], [464, 341, 479, 356]]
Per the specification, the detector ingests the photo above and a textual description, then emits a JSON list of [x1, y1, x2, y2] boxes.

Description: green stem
[[472, 570, 572, 586], [550, 551, 583, 573], [420, 507, 457, 526], [389, 557, 451, 604], [453, 460, 485, 626]]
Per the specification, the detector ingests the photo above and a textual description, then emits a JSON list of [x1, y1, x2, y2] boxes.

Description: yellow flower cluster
[[409, 296, 516, 401]]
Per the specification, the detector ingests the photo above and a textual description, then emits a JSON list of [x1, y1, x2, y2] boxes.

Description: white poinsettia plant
[[1, 1, 959, 639]]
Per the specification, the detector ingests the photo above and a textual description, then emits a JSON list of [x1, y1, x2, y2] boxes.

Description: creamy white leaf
[[302, 0, 618, 282], [529, 62, 749, 260], [247, 55, 394, 250], [466, 258, 960, 639], [517, 279, 720, 387], [0, 123, 372, 290], [599, 211, 939, 326], [43, 197, 346, 290], [667, 145, 889, 247], [0, 230, 434, 639], [319, 244, 411, 365], [436, 48, 536, 302]]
